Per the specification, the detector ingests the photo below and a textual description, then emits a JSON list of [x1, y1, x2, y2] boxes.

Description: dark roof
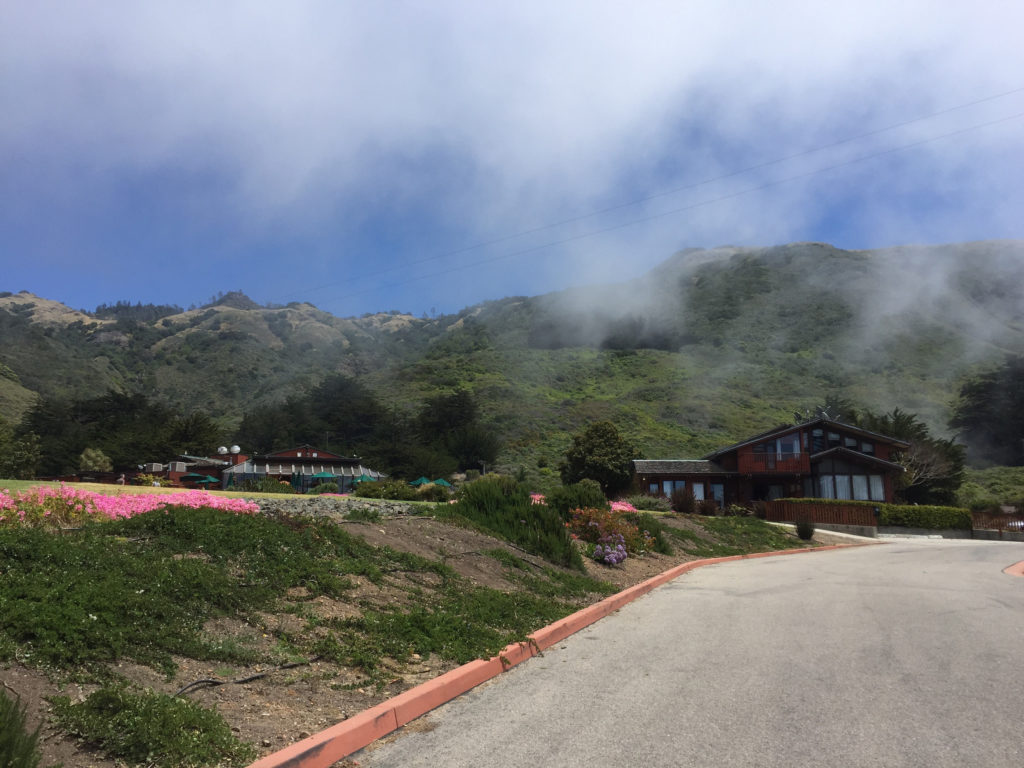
[[809, 447, 906, 471], [633, 459, 733, 476], [702, 416, 910, 460]]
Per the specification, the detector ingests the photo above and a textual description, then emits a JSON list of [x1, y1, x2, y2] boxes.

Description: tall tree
[[951, 356, 1024, 466], [559, 421, 640, 497], [853, 408, 964, 505]]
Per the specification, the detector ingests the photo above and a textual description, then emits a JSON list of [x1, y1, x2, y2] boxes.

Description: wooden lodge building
[[634, 417, 909, 507]]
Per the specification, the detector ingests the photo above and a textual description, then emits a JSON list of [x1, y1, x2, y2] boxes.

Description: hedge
[[776, 498, 972, 530]]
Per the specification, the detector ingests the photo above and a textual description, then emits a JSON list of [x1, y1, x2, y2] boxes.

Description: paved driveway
[[356, 540, 1024, 768]]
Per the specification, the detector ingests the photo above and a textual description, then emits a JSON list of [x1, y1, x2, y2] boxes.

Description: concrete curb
[[1003, 560, 1024, 577], [246, 543, 862, 768]]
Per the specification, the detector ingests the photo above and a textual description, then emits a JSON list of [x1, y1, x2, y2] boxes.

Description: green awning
[[180, 472, 207, 480], [312, 471, 336, 479], [432, 478, 452, 487], [354, 474, 376, 483], [409, 476, 431, 486]]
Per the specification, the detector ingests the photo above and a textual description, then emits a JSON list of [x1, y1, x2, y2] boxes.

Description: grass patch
[[0, 506, 447, 675], [51, 684, 256, 768], [684, 516, 805, 557]]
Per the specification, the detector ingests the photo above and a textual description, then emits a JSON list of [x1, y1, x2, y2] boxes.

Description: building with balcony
[[633, 417, 910, 506]]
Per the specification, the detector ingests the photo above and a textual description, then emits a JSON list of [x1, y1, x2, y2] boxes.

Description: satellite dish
[[230, 445, 241, 454], [217, 446, 228, 454]]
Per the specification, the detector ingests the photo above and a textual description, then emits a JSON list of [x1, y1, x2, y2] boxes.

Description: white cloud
[[1, 1, 1023, 313]]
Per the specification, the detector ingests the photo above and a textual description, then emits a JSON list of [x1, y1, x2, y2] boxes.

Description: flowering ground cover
[[0, 484, 259, 528]]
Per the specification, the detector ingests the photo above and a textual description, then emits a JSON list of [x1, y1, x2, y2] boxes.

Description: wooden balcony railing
[[738, 452, 809, 474]]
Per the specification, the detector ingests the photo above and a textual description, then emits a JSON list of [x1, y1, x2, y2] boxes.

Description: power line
[[296, 85, 1024, 300], [323, 108, 1024, 304]]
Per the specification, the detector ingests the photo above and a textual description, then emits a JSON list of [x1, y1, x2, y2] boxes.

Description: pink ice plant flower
[[610, 501, 638, 513], [0, 485, 259, 527]]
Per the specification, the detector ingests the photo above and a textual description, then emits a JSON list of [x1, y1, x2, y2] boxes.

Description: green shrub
[[670, 486, 697, 514], [546, 479, 609, 520], [796, 519, 816, 540], [308, 482, 338, 494], [345, 506, 381, 522], [417, 483, 452, 502], [698, 499, 721, 516], [626, 493, 671, 512], [622, 512, 673, 554], [878, 504, 971, 530], [353, 480, 418, 501], [444, 477, 582, 569], [724, 504, 752, 517], [133, 473, 171, 487], [51, 685, 256, 767], [777, 498, 971, 530], [236, 477, 298, 494], [0, 687, 43, 768]]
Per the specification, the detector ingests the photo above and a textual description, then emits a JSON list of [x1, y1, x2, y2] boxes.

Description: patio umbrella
[[409, 476, 431, 486], [432, 478, 452, 487], [197, 475, 219, 485], [179, 472, 207, 481], [353, 474, 376, 483]]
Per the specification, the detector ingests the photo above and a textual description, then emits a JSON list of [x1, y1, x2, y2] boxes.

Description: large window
[[818, 473, 885, 501]]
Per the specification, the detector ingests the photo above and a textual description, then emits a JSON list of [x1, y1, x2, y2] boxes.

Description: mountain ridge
[[2, 240, 1022, 470]]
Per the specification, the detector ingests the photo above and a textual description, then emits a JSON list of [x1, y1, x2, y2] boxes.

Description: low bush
[[795, 519, 816, 540], [546, 480, 608, 521], [235, 477, 298, 494], [878, 504, 971, 530], [698, 499, 721, 516], [626, 494, 671, 512], [132, 473, 171, 487], [353, 480, 419, 501], [567, 507, 657, 560], [416, 484, 452, 502], [51, 685, 256, 768], [443, 477, 582, 569], [670, 486, 697, 515], [308, 482, 338, 494], [622, 511, 673, 554], [0, 687, 43, 768], [724, 504, 752, 517]]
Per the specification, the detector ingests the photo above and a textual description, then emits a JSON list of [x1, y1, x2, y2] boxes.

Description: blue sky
[[2, 1, 1023, 318]]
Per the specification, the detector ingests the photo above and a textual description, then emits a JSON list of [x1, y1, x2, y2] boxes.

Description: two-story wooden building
[[634, 417, 909, 506]]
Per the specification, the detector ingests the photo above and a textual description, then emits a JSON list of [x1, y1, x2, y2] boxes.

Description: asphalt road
[[355, 540, 1024, 768]]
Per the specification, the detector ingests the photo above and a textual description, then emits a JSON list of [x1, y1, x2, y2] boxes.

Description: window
[[819, 475, 835, 499], [852, 475, 869, 500], [827, 432, 841, 447], [649, 482, 659, 494], [844, 437, 857, 448], [869, 475, 884, 500], [711, 484, 725, 505], [663, 479, 679, 496], [861, 442, 874, 455], [692, 483, 705, 500], [834, 475, 851, 499], [811, 429, 825, 452]]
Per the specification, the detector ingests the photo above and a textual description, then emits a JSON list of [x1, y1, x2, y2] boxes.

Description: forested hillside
[[2, 241, 1023, 482]]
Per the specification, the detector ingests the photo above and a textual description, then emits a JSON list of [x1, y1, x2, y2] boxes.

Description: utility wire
[[296, 85, 1024, 299], [323, 108, 1024, 304]]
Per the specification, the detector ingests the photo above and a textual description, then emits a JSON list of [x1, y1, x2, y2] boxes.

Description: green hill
[[2, 241, 1023, 475]]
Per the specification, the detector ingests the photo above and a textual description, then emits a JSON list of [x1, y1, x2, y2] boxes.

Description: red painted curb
[[1003, 560, 1024, 577], [246, 542, 862, 768]]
